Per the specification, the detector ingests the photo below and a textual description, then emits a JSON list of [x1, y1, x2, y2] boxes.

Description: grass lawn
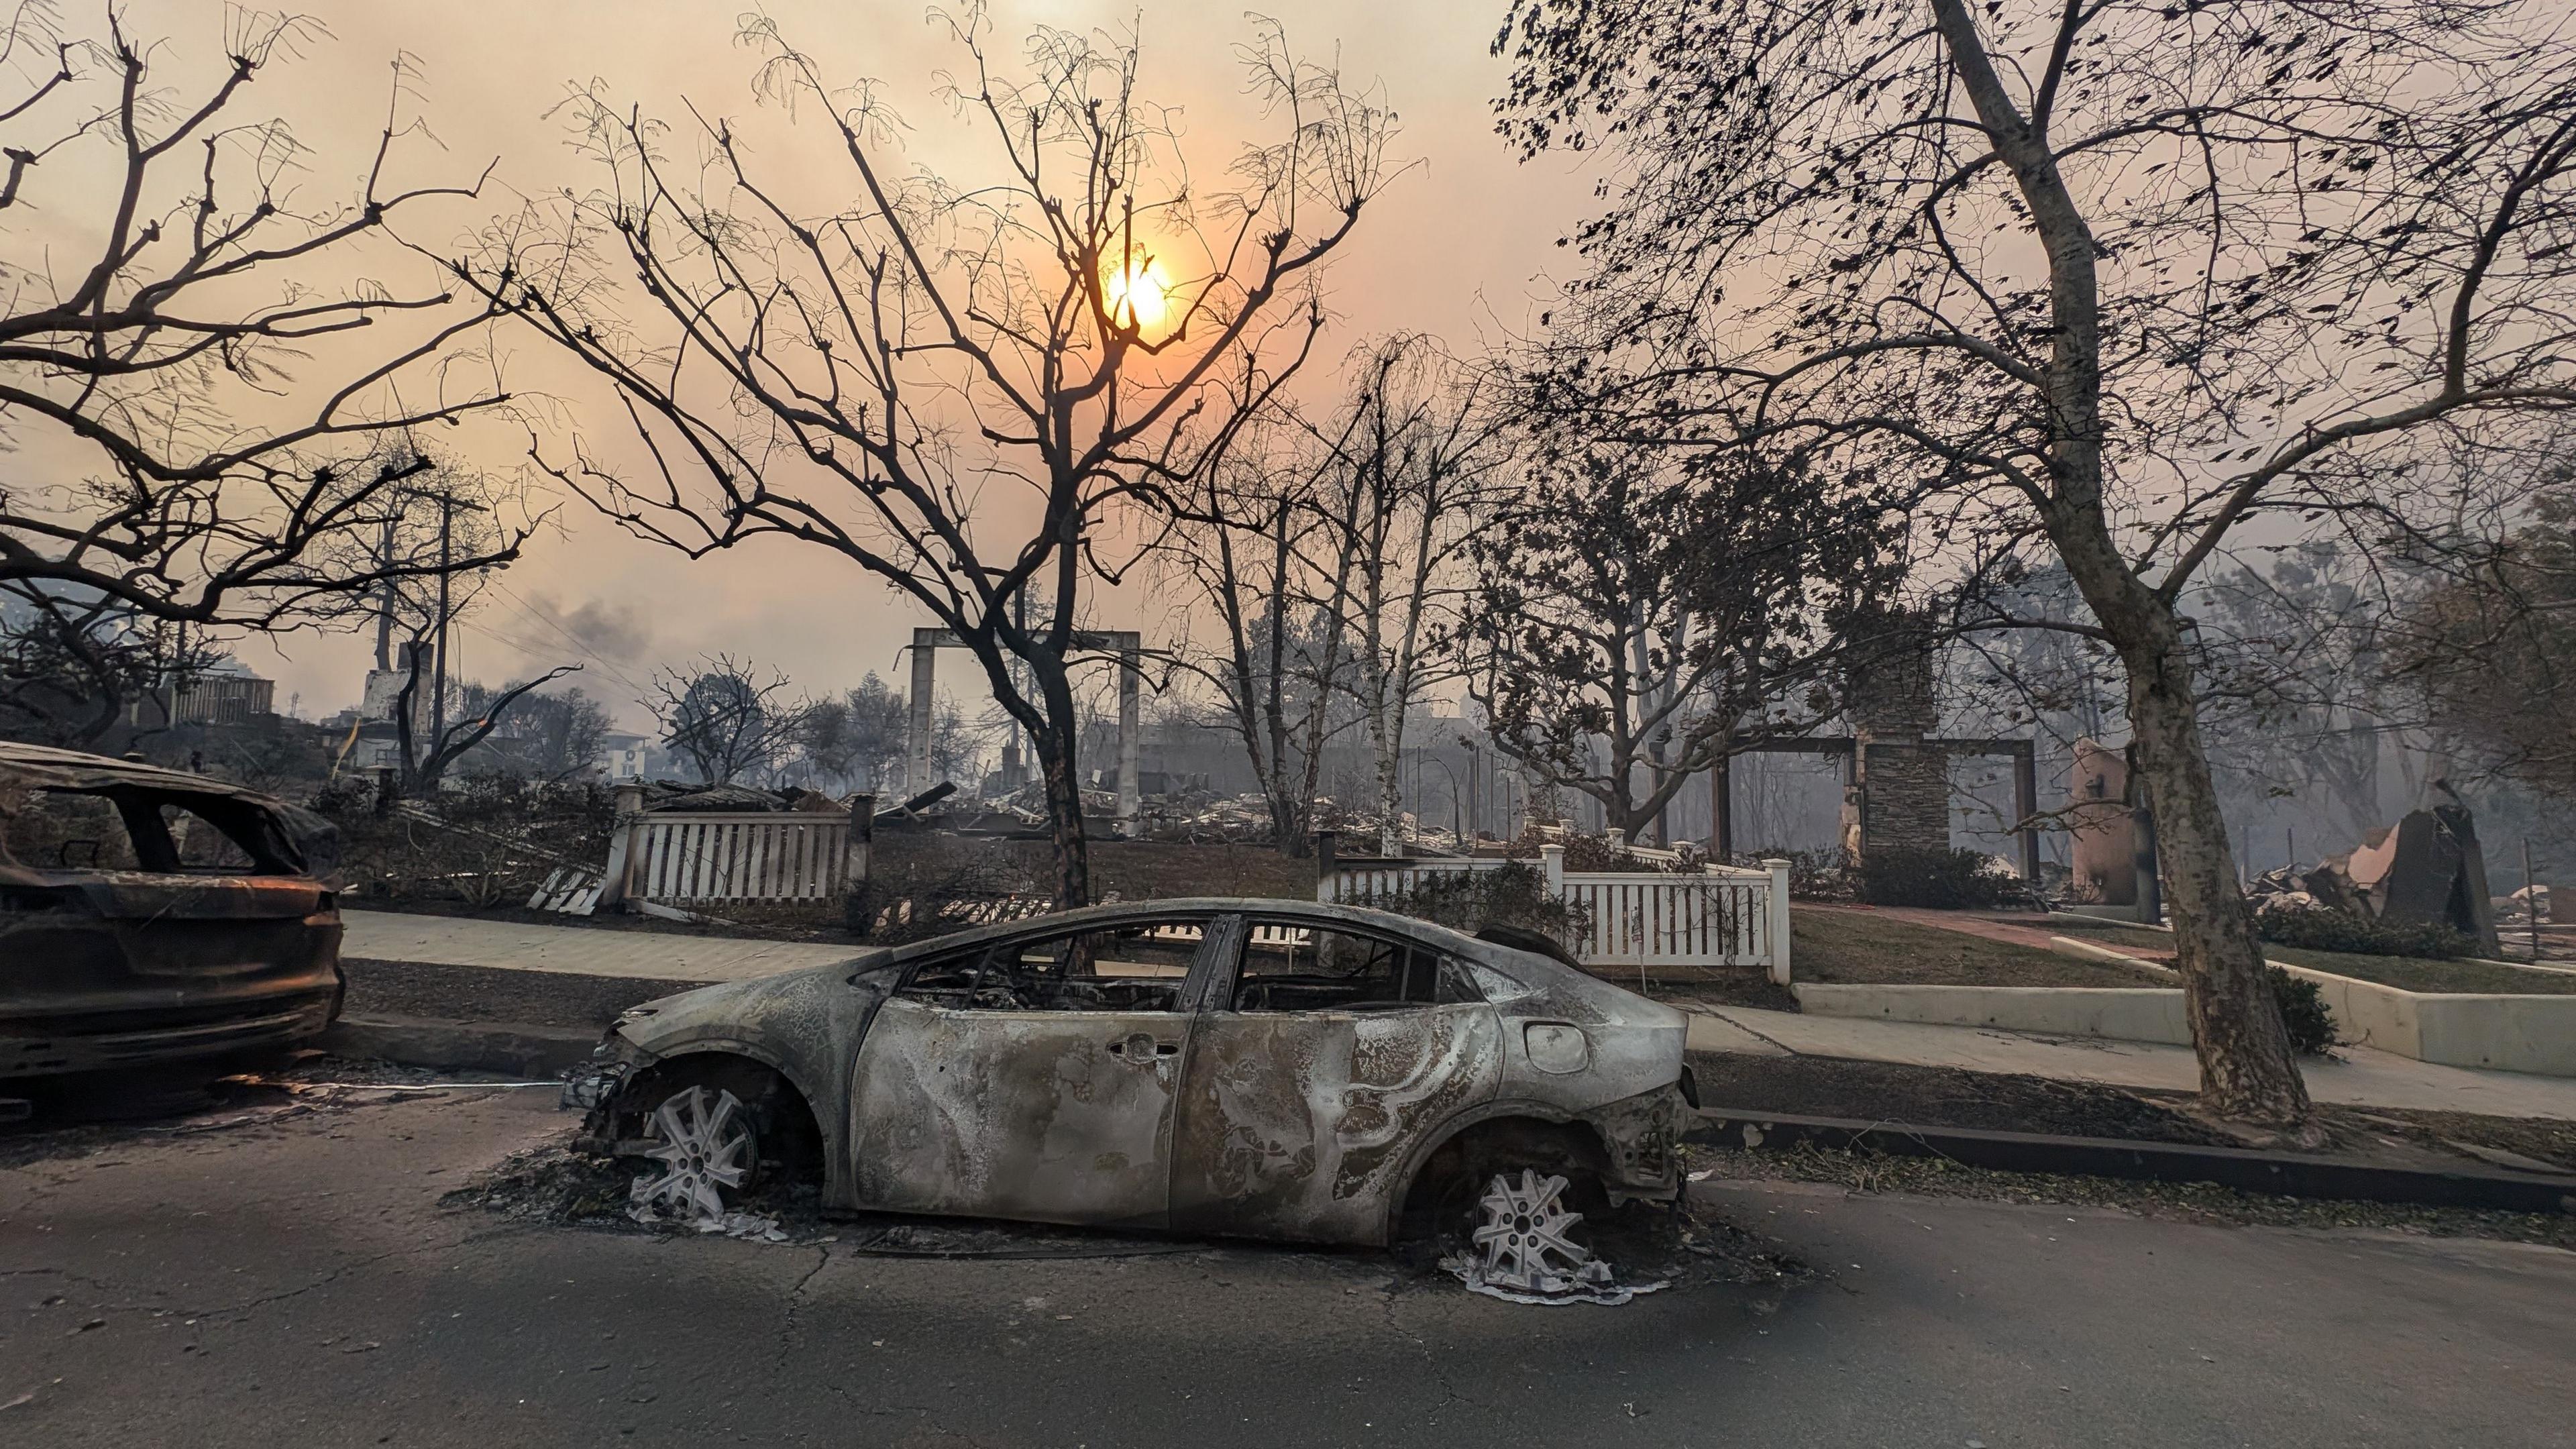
[[1792, 908, 2176, 988], [2047, 916, 2576, 996]]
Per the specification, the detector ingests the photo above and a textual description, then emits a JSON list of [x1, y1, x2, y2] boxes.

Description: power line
[[478, 579, 659, 703]]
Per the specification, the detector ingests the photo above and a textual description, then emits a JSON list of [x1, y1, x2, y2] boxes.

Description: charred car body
[[569, 898, 1690, 1246], [1, 744, 345, 1081]]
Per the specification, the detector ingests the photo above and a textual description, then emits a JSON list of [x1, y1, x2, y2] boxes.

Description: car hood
[[610, 952, 891, 1057]]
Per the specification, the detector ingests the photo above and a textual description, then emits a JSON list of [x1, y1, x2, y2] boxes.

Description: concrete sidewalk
[[341, 909, 863, 982], [1685, 1004, 2576, 1120], [340, 908, 2576, 1122]]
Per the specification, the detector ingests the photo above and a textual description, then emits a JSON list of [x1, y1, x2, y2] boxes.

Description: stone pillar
[[907, 629, 938, 796], [2012, 742, 2041, 882], [1116, 635, 1142, 836], [1842, 608, 1947, 865]]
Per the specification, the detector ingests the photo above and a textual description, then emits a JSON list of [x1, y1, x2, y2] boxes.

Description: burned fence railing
[[1318, 844, 1794, 984], [598, 809, 869, 908]]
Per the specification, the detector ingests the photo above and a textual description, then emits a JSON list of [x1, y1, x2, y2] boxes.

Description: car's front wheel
[[630, 1082, 763, 1222]]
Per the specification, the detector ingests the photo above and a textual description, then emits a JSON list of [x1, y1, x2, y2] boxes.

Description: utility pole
[[431, 494, 453, 753], [374, 512, 395, 673]]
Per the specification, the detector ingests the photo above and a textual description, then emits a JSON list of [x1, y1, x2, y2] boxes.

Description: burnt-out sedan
[[569, 898, 1692, 1247], [1, 743, 345, 1083]]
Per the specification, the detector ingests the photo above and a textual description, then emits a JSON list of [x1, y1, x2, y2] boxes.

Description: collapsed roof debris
[[2252, 800, 2502, 955]]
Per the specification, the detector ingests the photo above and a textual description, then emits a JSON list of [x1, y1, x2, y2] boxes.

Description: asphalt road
[[3, 1083, 2571, 1448]]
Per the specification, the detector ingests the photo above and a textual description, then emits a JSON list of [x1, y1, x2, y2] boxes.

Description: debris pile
[[2250, 802, 2502, 954]]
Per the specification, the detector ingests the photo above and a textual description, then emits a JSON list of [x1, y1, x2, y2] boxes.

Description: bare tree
[[796, 673, 911, 793], [1497, 0, 2576, 1132], [1312, 337, 1505, 855], [0, 8, 526, 636], [654, 655, 806, 787], [452, 679, 613, 782], [0, 582, 215, 745], [2195, 544, 2430, 845], [1466, 449, 1900, 843], [462, 13, 1390, 904], [1159, 411, 1365, 853], [2392, 476, 2576, 798]]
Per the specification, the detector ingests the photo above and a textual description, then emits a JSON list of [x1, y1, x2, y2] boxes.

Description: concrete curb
[[322, 1014, 599, 1079], [1792, 981, 2196, 1044], [1686, 1108, 2576, 1216]]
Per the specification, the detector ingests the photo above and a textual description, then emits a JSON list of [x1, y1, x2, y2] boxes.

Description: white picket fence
[[603, 811, 864, 904], [1319, 844, 1794, 983]]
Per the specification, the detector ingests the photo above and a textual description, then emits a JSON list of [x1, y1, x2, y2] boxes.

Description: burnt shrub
[[2255, 906, 2470, 961], [2269, 966, 2340, 1057], [317, 775, 616, 906], [1733, 847, 1847, 901], [843, 833, 1029, 943], [1855, 845, 2023, 910], [1348, 861, 1593, 953]]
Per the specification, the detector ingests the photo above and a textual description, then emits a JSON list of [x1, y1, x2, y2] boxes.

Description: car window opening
[[1232, 923, 1483, 1013], [896, 920, 1208, 1013], [1, 786, 300, 876]]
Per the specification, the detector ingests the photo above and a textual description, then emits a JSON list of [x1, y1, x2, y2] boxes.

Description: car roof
[[883, 894, 1553, 976], [0, 741, 294, 808]]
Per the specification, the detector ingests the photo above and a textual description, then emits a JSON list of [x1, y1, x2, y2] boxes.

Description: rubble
[[2281, 802, 2502, 955]]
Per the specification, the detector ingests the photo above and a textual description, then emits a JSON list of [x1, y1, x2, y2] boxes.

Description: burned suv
[[1, 743, 345, 1082]]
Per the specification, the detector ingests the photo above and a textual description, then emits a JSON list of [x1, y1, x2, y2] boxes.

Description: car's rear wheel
[[630, 1083, 763, 1221], [1400, 1118, 1610, 1248]]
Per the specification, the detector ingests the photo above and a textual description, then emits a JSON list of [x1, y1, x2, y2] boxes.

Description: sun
[[1104, 256, 1171, 331]]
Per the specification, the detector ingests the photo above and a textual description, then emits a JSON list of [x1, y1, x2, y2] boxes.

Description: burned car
[[1, 743, 345, 1082], [569, 898, 1690, 1248]]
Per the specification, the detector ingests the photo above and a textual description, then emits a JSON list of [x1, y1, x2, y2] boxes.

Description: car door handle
[[1108, 1032, 1179, 1060]]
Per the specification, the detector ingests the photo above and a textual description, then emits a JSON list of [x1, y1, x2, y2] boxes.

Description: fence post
[[845, 794, 875, 896], [1541, 842, 1565, 897], [1763, 858, 1794, 985], [595, 786, 647, 910], [1313, 830, 1339, 902]]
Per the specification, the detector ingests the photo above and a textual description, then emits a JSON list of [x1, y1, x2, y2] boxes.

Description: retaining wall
[[1794, 971, 2576, 1077], [2273, 963, 2576, 1077], [1792, 983, 2192, 1045]]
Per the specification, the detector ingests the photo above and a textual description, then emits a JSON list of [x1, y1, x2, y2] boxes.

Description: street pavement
[[5, 1083, 2569, 1447]]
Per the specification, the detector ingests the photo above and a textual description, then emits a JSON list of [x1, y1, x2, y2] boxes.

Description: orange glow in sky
[[1105, 256, 1171, 331]]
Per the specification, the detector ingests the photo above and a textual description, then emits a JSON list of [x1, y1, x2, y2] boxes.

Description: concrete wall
[[2273, 963, 2576, 1077], [1792, 983, 2192, 1045], [1794, 971, 2576, 1078]]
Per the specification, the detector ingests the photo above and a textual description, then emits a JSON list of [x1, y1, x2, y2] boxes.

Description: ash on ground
[[1392, 1188, 1812, 1300], [444, 1139, 1199, 1258], [448, 1136, 1815, 1288]]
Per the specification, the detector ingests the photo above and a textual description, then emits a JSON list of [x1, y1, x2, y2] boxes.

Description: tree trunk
[[1931, 0, 2314, 1132], [1028, 665, 1093, 910], [1376, 720, 1404, 857], [2123, 626, 2315, 1129]]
